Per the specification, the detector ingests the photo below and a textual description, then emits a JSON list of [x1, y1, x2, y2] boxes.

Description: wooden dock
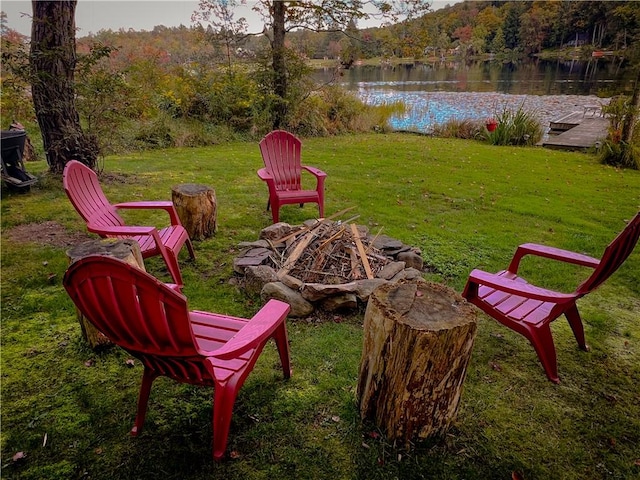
[[542, 111, 609, 151]]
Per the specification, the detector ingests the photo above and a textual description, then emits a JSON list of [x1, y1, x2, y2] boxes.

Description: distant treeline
[[76, 0, 639, 65]]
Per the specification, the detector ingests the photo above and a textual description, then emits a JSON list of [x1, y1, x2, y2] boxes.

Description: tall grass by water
[[1, 134, 639, 480], [486, 103, 544, 146]]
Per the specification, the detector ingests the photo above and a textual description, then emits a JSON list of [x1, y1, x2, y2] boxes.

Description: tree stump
[[357, 279, 477, 446], [66, 238, 145, 349], [171, 183, 217, 240]]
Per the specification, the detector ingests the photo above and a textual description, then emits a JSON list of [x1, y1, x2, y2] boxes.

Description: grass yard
[[1, 133, 639, 480]]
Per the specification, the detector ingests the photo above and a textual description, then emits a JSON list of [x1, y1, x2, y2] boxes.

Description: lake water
[[312, 59, 635, 133]]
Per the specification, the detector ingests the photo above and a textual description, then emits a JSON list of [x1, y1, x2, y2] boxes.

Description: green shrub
[[599, 139, 640, 169], [599, 95, 639, 169], [76, 66, 141, 155], [288, 86, 401, 136], [288, 92, 331, 137], [432, 118, 485, 139], [133, 117, 174, 149], [0, 36, 36, 126], [601, 95, 628, 132], [485, 103, 543, 146]]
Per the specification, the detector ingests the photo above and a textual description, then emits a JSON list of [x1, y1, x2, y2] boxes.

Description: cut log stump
[[66, 238, 145, 349], [171, 183, 217, 240], [357, 279, 477, 446]]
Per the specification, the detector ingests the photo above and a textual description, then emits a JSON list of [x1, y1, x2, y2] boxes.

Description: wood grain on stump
[[357, 279, 477, 446], [171, 183, 217, 240], [66, 238, 145, 349]]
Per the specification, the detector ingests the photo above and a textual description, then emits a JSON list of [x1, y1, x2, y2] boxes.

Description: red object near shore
[[486, 120, 498, 132]]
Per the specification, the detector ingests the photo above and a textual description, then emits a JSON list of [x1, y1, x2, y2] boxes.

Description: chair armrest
[[208, 300, 291, 360], [115, 201, 174, 209], [114, 201, 181, 225], [257, 168, 274, 181], [165, 283, 183, 294], [87, 224, 157, 236], [508, 243, 600, 273], [257, 168, 278, 194], [302, 165, 327, 179], [466, 269, 576, 303]]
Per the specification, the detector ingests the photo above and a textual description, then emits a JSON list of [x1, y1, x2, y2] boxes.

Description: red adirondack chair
[[63, 160, 195, 287], [63, 255, 292, 461], [462, 212, 640, 383], [258, 130, 327, 223]]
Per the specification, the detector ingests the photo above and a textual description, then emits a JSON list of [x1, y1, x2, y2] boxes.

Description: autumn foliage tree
[[1, 14, 33, 124], [193, 0, 431, 129]]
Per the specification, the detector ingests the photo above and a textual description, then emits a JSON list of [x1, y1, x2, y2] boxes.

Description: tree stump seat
[[66, 238, 145, 349], [357, 279, 477, 445], [171, 183, 217, 240]]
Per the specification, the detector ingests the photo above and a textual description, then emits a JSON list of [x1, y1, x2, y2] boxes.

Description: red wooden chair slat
[[463, 212, 640, 383], [63, 160, 195, 287], [258, 130, 327, 223], [63, 255, 292, 461]]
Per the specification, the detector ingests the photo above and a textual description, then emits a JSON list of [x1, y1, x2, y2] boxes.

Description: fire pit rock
[[233, 220, 425, 317]]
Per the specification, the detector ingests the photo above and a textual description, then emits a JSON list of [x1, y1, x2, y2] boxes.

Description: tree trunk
[[30, 0, 98, 174], [271, 0, 287, 129], [358, 280, 477, 446]]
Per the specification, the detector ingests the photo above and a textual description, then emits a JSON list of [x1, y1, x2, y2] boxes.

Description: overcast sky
[[3, 0, 460, 37]]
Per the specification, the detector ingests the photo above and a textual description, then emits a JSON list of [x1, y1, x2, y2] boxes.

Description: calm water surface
[[313, 59, 635, 132]]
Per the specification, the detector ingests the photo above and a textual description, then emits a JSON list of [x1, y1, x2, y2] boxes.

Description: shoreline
[[356, 90, 609, 135]]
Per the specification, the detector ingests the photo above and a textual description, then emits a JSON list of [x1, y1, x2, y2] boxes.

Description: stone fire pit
[[233, 217, 424, 317]]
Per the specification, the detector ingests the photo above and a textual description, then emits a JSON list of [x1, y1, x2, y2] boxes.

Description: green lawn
[[2, 133, 639, 480]]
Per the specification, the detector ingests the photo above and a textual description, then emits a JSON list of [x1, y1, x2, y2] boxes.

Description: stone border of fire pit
[[233, 220, 425, 317]]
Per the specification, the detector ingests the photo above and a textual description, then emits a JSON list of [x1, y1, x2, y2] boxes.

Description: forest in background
[[1, 1, 639, 158], [75, 1, 640, 67]]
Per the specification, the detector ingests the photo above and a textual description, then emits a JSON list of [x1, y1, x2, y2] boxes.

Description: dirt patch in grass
[[100, 172, 137, 184], [4, 221, 93, 248]]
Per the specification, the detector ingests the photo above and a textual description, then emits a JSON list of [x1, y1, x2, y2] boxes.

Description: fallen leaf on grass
[[512, 471, 524, 480], [125, 359, 135, 367], [634, 459, 640, 466], [84, 359, 95, 367], [490, 362, 502, 372], [229, 451, 240, 459], [368, 431, 380, 439], [12, 451, 26, 462]]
